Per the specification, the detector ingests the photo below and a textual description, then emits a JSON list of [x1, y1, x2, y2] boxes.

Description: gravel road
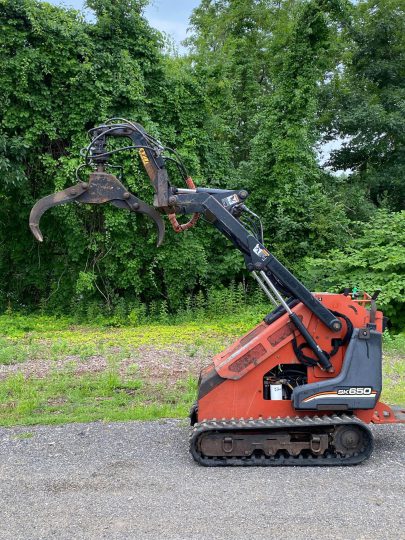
[[0, 421, 403, 540]]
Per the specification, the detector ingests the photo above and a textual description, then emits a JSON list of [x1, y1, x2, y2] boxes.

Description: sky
[[47, 0, 200, 52], [145, 0, 200, 49]]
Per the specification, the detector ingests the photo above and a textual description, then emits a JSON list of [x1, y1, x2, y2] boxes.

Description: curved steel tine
[[29, 185, 85, 242], [112, 197, 165, 247], [30, 174, 165, 246]]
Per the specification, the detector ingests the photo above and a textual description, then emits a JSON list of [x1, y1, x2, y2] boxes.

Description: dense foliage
[[0, 0, 404, 326], [299, 210, 405, 325]]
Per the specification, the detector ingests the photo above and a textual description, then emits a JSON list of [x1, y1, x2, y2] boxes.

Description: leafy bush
[[299, 210, 405, 327]]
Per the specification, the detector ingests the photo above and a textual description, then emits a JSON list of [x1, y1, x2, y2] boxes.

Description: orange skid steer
[[30, 119, 404, 466]]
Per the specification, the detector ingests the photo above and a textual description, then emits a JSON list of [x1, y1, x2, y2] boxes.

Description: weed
[[384, 332, 405, 354], [126, 363, 139, 375], [0, 342, 27, 365], [185, 344, 198, 358], [13, 432, 34, 440]]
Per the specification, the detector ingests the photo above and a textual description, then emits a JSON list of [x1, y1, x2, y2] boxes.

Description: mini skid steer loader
[[30, 119, 404, 466]]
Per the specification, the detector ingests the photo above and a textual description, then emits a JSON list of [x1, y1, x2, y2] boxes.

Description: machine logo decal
[[139, 148, 150, 165], [253, 244, 270, 260], [303, 388, 377, 402], [337, 387, 373, 395], [222, 194, 240, 207]]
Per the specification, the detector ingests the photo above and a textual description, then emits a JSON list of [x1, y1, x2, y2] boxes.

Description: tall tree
[[323, 0, 405, 211], [187, 0, 277, 179], [240, 0, 351, 263]]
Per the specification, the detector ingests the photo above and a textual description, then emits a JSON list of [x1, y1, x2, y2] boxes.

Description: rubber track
[[189, 414, 374, 467]]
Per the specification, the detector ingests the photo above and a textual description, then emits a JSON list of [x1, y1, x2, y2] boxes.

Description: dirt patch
[[120, 345, 212, 383], [74, 356, 108, 376], [0, 358, 66, 380], [0, 345, 215, 383]]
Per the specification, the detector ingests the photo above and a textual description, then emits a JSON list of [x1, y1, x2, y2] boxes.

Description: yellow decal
[[139, 148, 150, 165]]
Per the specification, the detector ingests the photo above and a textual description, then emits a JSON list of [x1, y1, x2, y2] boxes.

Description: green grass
[[382, 331, 405, 405], [0, 314, 403, 426], [0, 371, 197, 426], [13, 431, 34, 440], [0, 312, 249, 426]]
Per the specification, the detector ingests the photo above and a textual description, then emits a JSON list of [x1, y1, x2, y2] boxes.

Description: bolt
[[132, 202, 140, 210], [254, 262, 263, 270], [123, 192, 130, 199], [239, 190, 248, 199], [81, 182, 88, 190], [168, 195, 177, 205]]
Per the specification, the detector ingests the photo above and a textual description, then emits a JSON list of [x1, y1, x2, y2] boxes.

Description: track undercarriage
[[190, 414, 374, 466]]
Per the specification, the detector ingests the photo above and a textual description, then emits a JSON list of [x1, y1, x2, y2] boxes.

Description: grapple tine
[[29, 186, 85, 242], [111, 198, 165, 247]]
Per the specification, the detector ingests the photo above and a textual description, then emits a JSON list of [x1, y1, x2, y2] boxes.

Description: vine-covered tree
[[240, 0, 351, 263], [0, 0, 214, 312]]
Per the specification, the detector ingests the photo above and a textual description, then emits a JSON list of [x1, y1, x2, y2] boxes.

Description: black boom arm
[[168, 188, 341, 371]]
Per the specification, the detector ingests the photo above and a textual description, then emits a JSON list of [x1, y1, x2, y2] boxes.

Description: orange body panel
[[198, 293, 401, 424]]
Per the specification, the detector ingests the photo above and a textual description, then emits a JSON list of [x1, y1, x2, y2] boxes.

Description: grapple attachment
[[29, 172, 165, 246]]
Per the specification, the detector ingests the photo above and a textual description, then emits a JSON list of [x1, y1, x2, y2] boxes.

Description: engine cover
[[292, 328, 382, 410]]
